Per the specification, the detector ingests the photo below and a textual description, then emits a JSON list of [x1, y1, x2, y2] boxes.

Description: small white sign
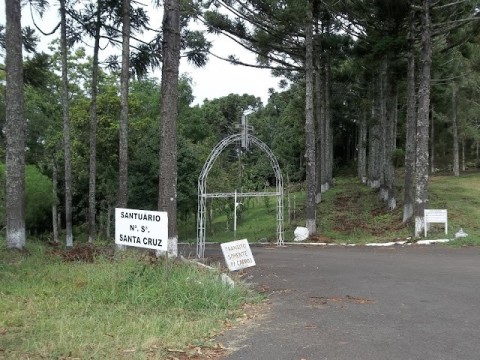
[[424, 209, 448, 237], [115, 208, 168, 251], [221, 239, 256, 271]]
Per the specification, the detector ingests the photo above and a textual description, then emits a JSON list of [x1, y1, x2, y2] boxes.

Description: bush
[[0, 164, 53, 235]]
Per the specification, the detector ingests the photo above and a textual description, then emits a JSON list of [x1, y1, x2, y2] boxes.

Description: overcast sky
[[0, 2, 283, 106]]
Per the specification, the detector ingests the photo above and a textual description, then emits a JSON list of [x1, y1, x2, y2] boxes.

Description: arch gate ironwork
[[196, 133, 284, 258]]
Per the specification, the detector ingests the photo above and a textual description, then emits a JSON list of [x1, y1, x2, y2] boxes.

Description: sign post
[[220, 239, 256, 272], [424, 209, 448, 237], [115, 208, 168, 252]]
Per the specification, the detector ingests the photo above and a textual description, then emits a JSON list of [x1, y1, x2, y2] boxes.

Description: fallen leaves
[[309, 295, 375, 308], [345, 294, 375, 304], [166, 343, 228, 360]]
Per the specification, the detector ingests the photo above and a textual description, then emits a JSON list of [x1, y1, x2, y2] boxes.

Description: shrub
[[0, 164, 53, 235]]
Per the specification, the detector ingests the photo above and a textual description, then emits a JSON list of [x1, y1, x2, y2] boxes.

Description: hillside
[[194, 173, 480, 246]]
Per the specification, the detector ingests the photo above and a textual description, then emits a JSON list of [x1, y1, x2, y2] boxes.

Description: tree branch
[[207, 50, 299, 71], [29, 4, 61, 36]]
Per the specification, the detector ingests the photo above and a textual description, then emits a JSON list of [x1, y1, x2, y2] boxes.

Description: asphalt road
[[186, 244, 480, 360]]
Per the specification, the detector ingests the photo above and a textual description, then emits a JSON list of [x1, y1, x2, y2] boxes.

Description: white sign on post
[[221, 239, 256, 272], [115, 208, 168, 251], [424, 209, 448, 237]]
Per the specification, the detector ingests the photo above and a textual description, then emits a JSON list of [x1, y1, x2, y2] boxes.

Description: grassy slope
[[316, 177, 411, 243], [201, 172, 480, 245], [429, 173, 480, 245]]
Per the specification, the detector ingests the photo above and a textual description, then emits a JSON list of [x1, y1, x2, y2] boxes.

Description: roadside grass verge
[[0, 242, 257, 359], [429, 173, 480, 246]]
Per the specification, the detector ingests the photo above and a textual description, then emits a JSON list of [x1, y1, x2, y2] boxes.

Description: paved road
[[188, 244, 480, 360]]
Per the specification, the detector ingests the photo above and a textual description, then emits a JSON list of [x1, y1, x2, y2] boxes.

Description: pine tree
[[5, 0, 26, 249], [158, 0, 181, 256]]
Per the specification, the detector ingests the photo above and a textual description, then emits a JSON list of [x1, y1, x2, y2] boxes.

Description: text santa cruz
[[118, 234, 163, 248]]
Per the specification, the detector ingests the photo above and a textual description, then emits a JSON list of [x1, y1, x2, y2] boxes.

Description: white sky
[[181, 35, 281, 106], [0, 2, 283, 106]]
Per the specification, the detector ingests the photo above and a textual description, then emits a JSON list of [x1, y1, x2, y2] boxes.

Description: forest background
[[1, 0, 480, 251]]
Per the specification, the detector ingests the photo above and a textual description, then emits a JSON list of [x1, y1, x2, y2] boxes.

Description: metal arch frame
[[196, 133, 284, 258]]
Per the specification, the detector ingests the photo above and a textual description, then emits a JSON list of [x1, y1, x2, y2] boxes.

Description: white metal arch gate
[[196, 133, 284, 258]]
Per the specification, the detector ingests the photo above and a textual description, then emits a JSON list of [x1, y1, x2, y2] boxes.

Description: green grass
[[193, 172, 480, 246], [429, 173, 480, 245], [208, 193, 308, 243], [0, 242, 257, 359], [181, 192, 307, 244]]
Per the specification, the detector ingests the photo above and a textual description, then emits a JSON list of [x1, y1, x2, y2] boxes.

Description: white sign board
[[115, 208, 168, 251], [424, 209, 448, 237], [221, 239, 256, 272]]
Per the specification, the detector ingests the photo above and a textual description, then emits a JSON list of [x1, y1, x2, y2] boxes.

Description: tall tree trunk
[[5, 0, 26, 249], [52, 160, 59, 243], [314, 52, 322, 203], [393, 91, 398, 149], [368, 84, 381, 189], [367, 112, 375, 186], [358, 106, 367, 183], [403, 7, 417, 223], [324, 49, 333, 190], [304, 0, 316, 235], [430, 104, 435, 173], [385, 78, 397, 210], [60, 0, 73, 247], [452, 87, 459, 177], [317, 20, 330, 194], [461, 139, 465, 172], [318, 56, 328, 193], [379, 61, 388, 201], [118, 0, 130, 209], [414, 0, 432, 238], [158, 0, 181, 256], [88, 0, 102, 243], [314, 18, 321, 203]]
